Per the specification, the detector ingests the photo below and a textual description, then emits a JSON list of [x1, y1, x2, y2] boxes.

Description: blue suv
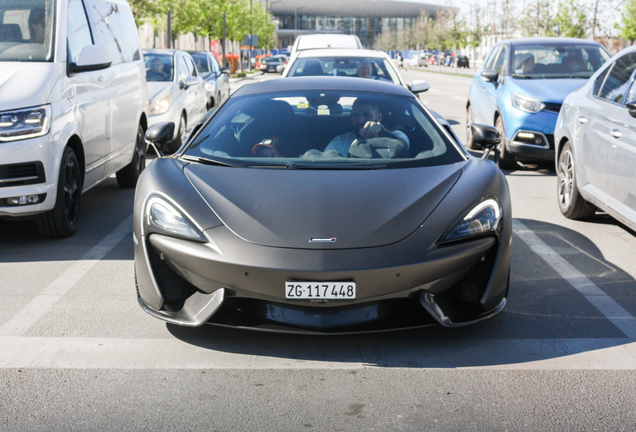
[[467, 38, 611, 169]]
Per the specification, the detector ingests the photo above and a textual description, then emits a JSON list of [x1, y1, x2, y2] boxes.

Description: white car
[[282, 49, 430, 94], [289, 34, 362, 57], [143, 49, 207, 153], [0, 0, 148, 237]]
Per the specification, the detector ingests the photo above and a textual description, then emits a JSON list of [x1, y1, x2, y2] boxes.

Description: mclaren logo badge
[[309, 237, 336, 243]]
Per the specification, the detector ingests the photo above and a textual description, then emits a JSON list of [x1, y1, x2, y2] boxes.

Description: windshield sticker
[[317, 105, 330, 115], [297, 102, 309, 109]]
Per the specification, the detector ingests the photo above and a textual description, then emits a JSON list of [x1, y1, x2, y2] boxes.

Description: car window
[[483, 46, 500, 70], [287, 57, 400, 85], [593, 67, 611, 97], [178, 56, 189, 81], [492, 46, 507, 76], [84, 0, 139, 64], [210, 55, 220, 74], [0, 0, 55, 62], [184, 90, 465, 169], [191, 53, 209, 73], [511, 44, 610, 79], [598, 53, 636, 105], [185, 56, 197, 76], [67, 0, 93, 63], [143, 52, 174, 82]]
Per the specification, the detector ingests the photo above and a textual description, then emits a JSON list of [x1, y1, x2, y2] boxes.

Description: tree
[[619, 0, 636, 43], [519, 0, 556, 37], [554, 0, 587, 38], [414, 10, 432, 50], [467, 4, 485, 49]]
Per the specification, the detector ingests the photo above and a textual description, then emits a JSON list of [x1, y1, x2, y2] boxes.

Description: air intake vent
[[0, 162, 45, 188]]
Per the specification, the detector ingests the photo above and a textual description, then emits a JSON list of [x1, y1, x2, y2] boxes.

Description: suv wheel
[[36, 147, 82, 238], [495, 116, 516, 170], [557, 142, 596, 219]]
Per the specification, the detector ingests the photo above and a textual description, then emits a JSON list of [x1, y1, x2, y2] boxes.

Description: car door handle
[[611, 129, 621, 139], [578, 116, 588, 124]]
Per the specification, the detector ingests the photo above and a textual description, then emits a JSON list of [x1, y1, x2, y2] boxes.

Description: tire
[[36, 147, 82, 238], [167, 114, 186, 154], [465, 105, 478, 149], [116, 123, 146, 188], [557, 142, 597, 220], [495, 116, 517, 170]]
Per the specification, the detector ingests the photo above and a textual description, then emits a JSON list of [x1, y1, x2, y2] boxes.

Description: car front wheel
[[465, 105, 477, 149], [36, 147, 82, 238], [557, 142, 597, 219], [116, 123, 146, 188], [495, 116, 516, 170]]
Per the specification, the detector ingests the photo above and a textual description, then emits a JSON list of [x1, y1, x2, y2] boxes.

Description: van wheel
[[116, 124, 146, 188], [557, 142, 597, 220], [36, 147, 82, 238], [495, 116, 516, 170]]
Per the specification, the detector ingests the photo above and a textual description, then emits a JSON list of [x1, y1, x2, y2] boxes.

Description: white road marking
[[513, 219, 636, 338], [0, 336, 635, 369], [0, 216, 132, 337], [453, 96, 467, 101]]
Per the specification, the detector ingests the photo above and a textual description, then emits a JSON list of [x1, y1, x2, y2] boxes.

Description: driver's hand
[[358, 121, 383, 138]]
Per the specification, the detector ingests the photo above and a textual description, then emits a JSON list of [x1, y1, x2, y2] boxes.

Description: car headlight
[[148, 93, 173, 115], [143, 195, 206, 242], [512, 92, 545, 113], [440, 197, 503, 243], [0, 105, 51, 142], [204, 81, 213, 91]]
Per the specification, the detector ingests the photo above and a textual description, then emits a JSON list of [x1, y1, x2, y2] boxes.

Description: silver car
[[555, 46, 636, 230]]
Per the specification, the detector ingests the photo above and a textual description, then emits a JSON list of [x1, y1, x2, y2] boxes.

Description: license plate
[[285, 282, 356, 299]]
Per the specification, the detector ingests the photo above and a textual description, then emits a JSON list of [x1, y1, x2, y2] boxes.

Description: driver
[[29, 7, 46, 44], [147, 57, 166, 80], [324, 98, 409, 158], [516, 53, 535, 74]]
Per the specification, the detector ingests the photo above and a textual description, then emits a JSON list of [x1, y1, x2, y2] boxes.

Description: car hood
[[0, 62, 61, 111], [508, 77, 586, 104], [184, 164, 462, 249], [147, 82, 173, 102]]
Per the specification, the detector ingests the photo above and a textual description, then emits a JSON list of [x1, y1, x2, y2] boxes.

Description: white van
[[0, 0, 148, 237]]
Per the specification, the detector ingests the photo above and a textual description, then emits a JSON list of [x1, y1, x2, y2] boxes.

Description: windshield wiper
[[511, 73, 538, 79], [181, 155, 241, 167]]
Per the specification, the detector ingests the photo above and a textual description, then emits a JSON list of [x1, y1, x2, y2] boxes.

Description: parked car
[[143, 49, 207, 153], [289, 34, 362, 57], [417, 53, 429, 67], [555, 46, 636, 231], [428, 55, 437, 65], [0, 0, 148, 238], [137, 76, 511, 332], [282, 49, 430, 95], [457, 55, 470, 68], [466, 38, 611, 169], [186, 50, 230, 110], [259, 55, 288, 73]]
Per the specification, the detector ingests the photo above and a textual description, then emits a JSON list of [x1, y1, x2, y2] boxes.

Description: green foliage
[[620, 0, 636, 42], [555, 0, 588, 38], [519, 0, 556, 37], [128, 0, 277, 46]]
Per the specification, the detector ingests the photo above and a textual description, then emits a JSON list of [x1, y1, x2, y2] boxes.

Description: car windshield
[[0, 0, 55, 62], [183, 90, 464, 169], [287, 57, 400, 84], [512, 44, 611, 79], [143, 53, 174, 82], [190, 53, 209, 73]]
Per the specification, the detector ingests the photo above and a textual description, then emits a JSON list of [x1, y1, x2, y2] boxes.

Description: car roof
[[498, 37, 604, 47], [232, 76, 413, 98], [296, 48, 389, 59]]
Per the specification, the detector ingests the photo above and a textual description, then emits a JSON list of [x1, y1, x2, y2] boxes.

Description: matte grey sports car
[[134, 77, 512, 333]]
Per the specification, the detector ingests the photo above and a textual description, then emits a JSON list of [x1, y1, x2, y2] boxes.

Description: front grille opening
[[0, 162, 45, 187], [433, 241, 498, 321], [147, 240, 199, 312]]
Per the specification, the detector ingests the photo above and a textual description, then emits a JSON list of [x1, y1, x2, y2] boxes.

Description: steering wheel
[[348, 130, 408, 159]]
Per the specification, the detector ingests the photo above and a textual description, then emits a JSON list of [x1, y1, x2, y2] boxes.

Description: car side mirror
[[626, 100, 636, 118], [220, 67, 230, 74], [481, 70, 499, 84], [471, 123, 501, 159], [409, 80, 430, 93], [182, 76, 198, 89], [68, 45, 112, 75], [145, 122, 175, 157]]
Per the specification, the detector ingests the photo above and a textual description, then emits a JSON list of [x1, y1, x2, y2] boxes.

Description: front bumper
[[503, 106, 559, 162], [135, 222, 511, 333]]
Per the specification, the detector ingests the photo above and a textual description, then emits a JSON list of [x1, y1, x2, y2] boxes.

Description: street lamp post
[[295, 6, 305, 40]]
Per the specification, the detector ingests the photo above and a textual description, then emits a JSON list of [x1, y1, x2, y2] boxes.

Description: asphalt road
[[1, 70, 636, 431]]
